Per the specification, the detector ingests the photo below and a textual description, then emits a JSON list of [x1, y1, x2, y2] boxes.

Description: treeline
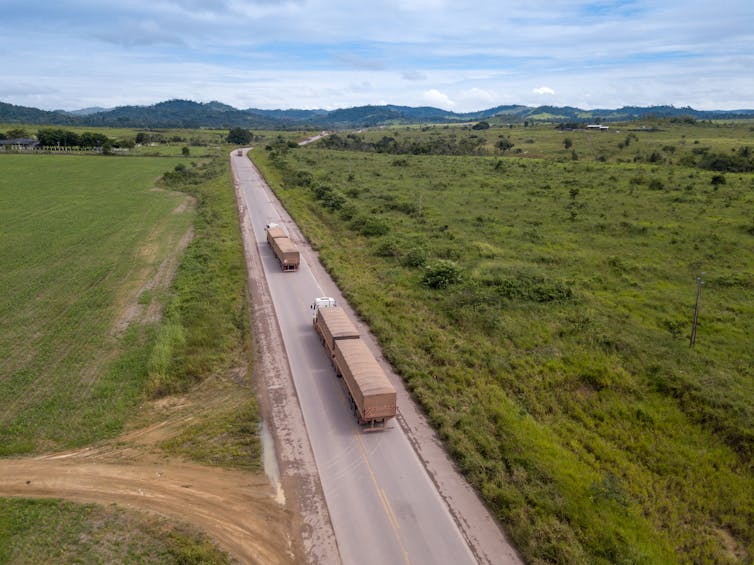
[[36, 128, 116, 148], [33, 128, 223, 149], [319, 132, 498, 156]]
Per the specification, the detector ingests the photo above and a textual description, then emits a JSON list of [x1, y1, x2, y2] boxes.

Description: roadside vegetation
[[1, 131, 265, 560], [253, 119, 754, 564]]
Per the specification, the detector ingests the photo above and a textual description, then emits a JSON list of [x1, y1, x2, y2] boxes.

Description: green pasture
[[252, 122, 754, 564], [0, 153, 191, 454], [0, 145, 258, 561]]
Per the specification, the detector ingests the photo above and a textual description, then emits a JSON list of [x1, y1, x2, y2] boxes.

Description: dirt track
[[0, 455, 291, 564], [0, 381, 296, 565]]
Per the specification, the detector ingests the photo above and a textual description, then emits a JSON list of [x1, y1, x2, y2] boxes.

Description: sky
[[1, 0, 753, 113]]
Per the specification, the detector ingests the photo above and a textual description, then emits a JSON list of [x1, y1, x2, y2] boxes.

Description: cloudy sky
[[2, 0, 753, 112]]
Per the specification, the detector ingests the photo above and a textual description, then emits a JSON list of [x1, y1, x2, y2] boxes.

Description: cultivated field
[[254, 120, 754, 564], [0, 154, 193, 454], [0, 143, 292, 562]]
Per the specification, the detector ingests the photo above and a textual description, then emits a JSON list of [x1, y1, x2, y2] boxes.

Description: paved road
[[232, 151, 477, 565]]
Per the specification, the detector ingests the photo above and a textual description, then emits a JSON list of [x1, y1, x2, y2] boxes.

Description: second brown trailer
[[333, 338, 396, 431]]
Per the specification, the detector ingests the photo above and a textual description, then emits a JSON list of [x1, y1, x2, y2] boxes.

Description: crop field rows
[[254, 121, 754, 563], [0, 154, 193, 454]]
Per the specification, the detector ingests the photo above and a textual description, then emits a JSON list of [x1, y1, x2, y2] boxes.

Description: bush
[[402, 246, 428, 268], [356, 216, 390, 237], [374, 236, 400, 258], [322, 189, 346, 211], [422, 259, 463, 289]]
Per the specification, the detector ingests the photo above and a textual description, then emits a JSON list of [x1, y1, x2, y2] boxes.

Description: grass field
[[0, 153, 192, 454], [253, 120, 754, 564], [1, 145, 258, 560], [0, 498, 228, 564]]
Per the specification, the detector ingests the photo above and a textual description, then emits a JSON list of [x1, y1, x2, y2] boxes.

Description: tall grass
[[252, 122, 754, 563]]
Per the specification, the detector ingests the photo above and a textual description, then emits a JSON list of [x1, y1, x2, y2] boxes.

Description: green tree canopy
[[226, 128, 253, 144]]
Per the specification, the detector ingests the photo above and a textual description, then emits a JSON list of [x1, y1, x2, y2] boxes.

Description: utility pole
[[689, 273, 704, 348]]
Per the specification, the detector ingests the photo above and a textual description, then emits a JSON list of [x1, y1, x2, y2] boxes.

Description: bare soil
[[0, 439, 293, 564]]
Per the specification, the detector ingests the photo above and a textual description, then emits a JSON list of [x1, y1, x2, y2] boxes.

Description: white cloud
[[2, 1, 754, 111], [533, 86, 555, 95], [422, 89, 455, 110]]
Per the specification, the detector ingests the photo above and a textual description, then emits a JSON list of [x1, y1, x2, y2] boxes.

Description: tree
[[472, 121, 490, 130], [7, 128, 28, 138], [182, 146, 190, 157], [497, 138, 514, 153], [227, 127, 253, 144], [563, 137, 573, 149]]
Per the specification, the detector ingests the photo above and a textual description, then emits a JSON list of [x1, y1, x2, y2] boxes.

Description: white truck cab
[[265, 222, 280, 231], [311, 296, 337, 317]]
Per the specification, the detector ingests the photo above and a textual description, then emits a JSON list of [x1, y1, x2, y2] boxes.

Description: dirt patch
[[0, 376, 296, 564], [0, 458, 291, 564], [112, 195, 196, 335]]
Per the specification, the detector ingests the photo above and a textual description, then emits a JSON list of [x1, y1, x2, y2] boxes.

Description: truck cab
[[311, 296, 337, 317]]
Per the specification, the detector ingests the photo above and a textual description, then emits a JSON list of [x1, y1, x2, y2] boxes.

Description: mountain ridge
[[2, 99, 753, 130]]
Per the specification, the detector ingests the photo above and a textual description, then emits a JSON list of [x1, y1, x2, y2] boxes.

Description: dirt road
[[0, 455, 291, 564]]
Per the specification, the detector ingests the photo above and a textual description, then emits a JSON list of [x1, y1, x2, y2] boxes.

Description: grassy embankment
[[0, 145, 256, 560], [253, 121, 754, 564]]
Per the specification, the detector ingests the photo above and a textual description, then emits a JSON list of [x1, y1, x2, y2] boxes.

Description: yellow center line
[[355, 430, 412, 565]]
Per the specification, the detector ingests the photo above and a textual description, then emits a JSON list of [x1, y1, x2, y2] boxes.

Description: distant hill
[[0, 101, 75, 126], [2, 99, 753, 130]]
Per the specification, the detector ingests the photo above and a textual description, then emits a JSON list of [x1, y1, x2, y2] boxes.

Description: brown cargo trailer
[[333, 338, 396, 431], [270, 235, 299, 271], [313, 306, 359, 358], [266, 225, 286, 246]]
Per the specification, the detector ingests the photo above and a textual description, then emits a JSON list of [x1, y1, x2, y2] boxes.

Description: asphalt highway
[[231, 150, 477, 565]]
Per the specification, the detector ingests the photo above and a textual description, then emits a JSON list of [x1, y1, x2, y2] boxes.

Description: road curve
[[231, 148, 522, 565]]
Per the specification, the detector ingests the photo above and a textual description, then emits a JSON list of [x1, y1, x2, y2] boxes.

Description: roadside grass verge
[[140, 150, 261, 469], [251, 122, 754, 563], [0, 498, 229, 564]]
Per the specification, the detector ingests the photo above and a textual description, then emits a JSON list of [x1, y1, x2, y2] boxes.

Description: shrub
[[422, 259, 463, 289], [374, 236, 400, 258], [322, 190, 346, 211], [402, 246, 428, 268], [354, 216, 390, 237]]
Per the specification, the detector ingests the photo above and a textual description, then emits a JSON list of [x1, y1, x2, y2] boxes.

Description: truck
[[266, 223, 299, 271], [333, 338, 397, 431], [265, 223, 286, 245], [313, 305, 359, 359]]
